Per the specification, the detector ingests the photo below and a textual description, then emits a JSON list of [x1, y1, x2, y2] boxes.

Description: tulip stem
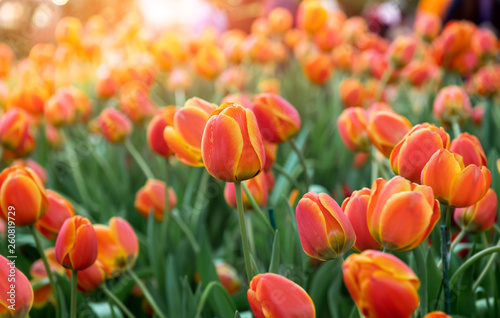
[[493, 224, 500, 234], [29, 225, 61, 318], [374, 63, 394, 102], [102, 284, 136, 318], [450, 245, 500, 290], [440, 225, 451, 314], [191, 169, 210, 227], [194, 281, 228, 318], [241, 182, 275, 234], [175, 89, 186, 106], [473, 235, 500, 290], [438, 229, 467, 269], [127, 268, 167, 318], [413, 245, 428, 317], [290, 139, 311, 191], [273, 163, 303, 193], [125, 139, 155, 179], [451, 118, 461, 139], [161, 160, 171, 245], [71, 270, 78, 318], [234, 182, 254, 283], [171, 213, 200, 253]]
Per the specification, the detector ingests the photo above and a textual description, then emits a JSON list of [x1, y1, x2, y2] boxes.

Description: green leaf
[[309, 261, 340, 316], [426, 247, 443, 311], [89, 302, 124, 318], [269, 230, 280, 274], [166, 256, 182, 317]]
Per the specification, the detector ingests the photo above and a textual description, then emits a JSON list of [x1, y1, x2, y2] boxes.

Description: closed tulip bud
[[267, 8, 293, 34], [11, 159, 47, 185], [0, 166, 48, 226], [201, 102, 265, 182], [134, 179, 177, 221], [331, 44, 355, 71], [454, 188, 497, 234], [263, 140, 277, 171], [471, 66, 500, 97], [401, 60, 440, 88], [367, 176, 440, 251], [66, 262, 106, 293], [35, 190, 75, 240], [314, 24, 341, 52], [45, 90, 77, 127], [368, 110, 412, 158], [343, 250, 420, 318], [424, 312, 452, 318], [0, 108, 35, 155], [119, 81, 157, 124], [97, 108, 132, 144], [340, 78, 365, 108], [296, 192, 355, 260], [0, 255, 34, 317], [390, 123, 450, 183], [225, 172, 268, 210], [147, 106, 178, 157], [215, 261, 241, 295], [338, 107, 370, 153], [303, 53, 333, 86], [387, 35, 418, 68], [342, 188, 381, 252], [439, 21, 475, 58], [297, 1, 327, 34], [55, 216, 97, 271], [194, 45, 226, 80], [248, 273, 315, 318], [471, 28, 497, 62], [251, 93, 301, 144], [450, 133, 486, 167], [95, 217, 139, 277], [414, 13, 441, 42], [55, 17, 82, 47]]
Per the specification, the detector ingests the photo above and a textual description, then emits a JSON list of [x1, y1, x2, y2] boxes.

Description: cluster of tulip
[[0, 0, 499, 317]]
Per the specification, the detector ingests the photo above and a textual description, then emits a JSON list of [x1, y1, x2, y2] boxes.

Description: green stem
[[63, 133, 92, 206], [374, 63, 394, 102], [234, 182, 254, 283], [127, 268, 166, 318], [191, 170, 210, 227], [29, 225, 61, 318], [241, 182, 274, 234], [450, 246, 500, 290], [290, 139, 311, 191], [245, 213, 257, 257], [161, 160, 171, 246], [438, 229, 466, 269], [71, 270, 78, 318], [171, 213, 200, 253], [440, 226, 451, 314], [175, 89, 186, 106], [413, 245, 428, 316], [102, 284, 136, 318], [194, 282, 227, 318], [451, 118, 461, 139], [124, 139, 155, 179], [473, 234, 499, 291], [494, 224, 500, 234], [273, 163, 302, 192]]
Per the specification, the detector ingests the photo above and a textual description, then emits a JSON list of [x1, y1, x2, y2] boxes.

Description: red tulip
[[147, 106, 178, 157], [368, 110, 412, 158], [454, 188, 497, 234], [97, 108, 132, 144], [0, 255, 34, 317], [66, 262, 106, 293], [35, 190, 75, 240], [450, 132, 487, 167], [134, 179, 177, 221], [338, 107, 369, 153]]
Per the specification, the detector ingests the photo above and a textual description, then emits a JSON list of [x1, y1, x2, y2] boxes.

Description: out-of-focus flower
[[284, 29, 306, 49], [387, 35, 418, 68], [216, 67, 247, 94], [257, 78, 280, 95], [35, 190, 75, 240], [338, 107, 370, 153], [267, 7, 293, 35], [297, 0, 327, 34], [215, 261, 241, 295], [221, 93, 253, 109], [368, 110, 412, 158], [454, 188, 497, 234], [46, 125, 64, 149], [402, 60, 440, 88], [471, 28, 497, 62], [471, 104, 485, 126], [248, 273, 315, 318], [224, 172, 268, 210], [242, 35, 275, 64], [450, 133, 486, 167], [96, 66, 118, 98], [0, 108, 35, 157], [296, 192, 355, 260], [220, 30, 246, 64], [470, 66, 500, 97], [262, 140, 277, 171], [147, 106, 178, 157], [367, 176, 440, 251], [0, 44, 14, 79], [447, 49, 478, 77], [96, 108, 132, 144], [414, 13, 441, 42], [314, 24, 341, 52], [66, 262, 106, 293], [11, 159, 47, 185], [55, 17, 83, 47], [331, 44, 355, 71], [303, 53, 333, 86], [343, 250, 420, 318], [166, 68, 192, 93], [424, 312, 452, 318], [45, 89, 77, 127], [340, 78, 365, 108], [0, 255, 33, 317], [134, 179, 177, 221], [341, 17, 368, 44], [119, 81, 157, 124], [152, 32, 186, 72], [422, 149, 491, 207], [194, 45, 226, 80]]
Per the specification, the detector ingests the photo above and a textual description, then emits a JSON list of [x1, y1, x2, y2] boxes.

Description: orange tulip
[[331, 44, 355, 71], [201, 102, 265, 182], [97, 108, 132, 144], [340, 78, 365, 108], [147, 106, 178, 157], [96, 66, 118, 98], [242, 35, 275, 65], [438, 21, 475, 58], [194, 45, 226, 80], [220, 30, 246, 64], [470, 65, 500, 97], [134, 179, 177, 221], [0, 43, 13, 79], [215, 261, 241, 296], [297, 0, 327, 34], [343, 250, 420, 318], [66, 262, 105, 293], [367, 176, 440, 251], [267, 7, 293, 34], [119, 81, 157, 124], [454, 188, 497, 234], [248, 273, 315, 318], [35, 190, 75, 240], [421, 149, 491, 207], [0, 166, 48, 227], [342, 188, 382, 252], [296, 192, 355, 260], [314, 24, 341, 52], [0, 255, 34, 317], [251, 93, 301, 144], [225, 172, 268, 210], [390, 123, 450, 183], [152, 32, 185, 72], [387, 35, 418, 68], [414, 13, 441, 42], [164, 97, 217, 166], [7, 80, 50, 117], [401, 60, 440, 88], [95, 217, 139, 278], [166, 68, 192, 93], [338, 107, 370, 153], [44, 90, 77, 127], [471, 28, 497, 62], [367, 110, 412, 158], [450, 132, 487, 167], [11, 159, 47, 185], [303, 53, 333, 86], [216, 67, 247, 94], [55, 17, 83, 47], [423, 312, 452, 318], [341, 17, 368, 45], [55, 216, 97, 271], [433, 86, 472, 127], [0, 108, 35, 157], [257, 78, 281, 95]]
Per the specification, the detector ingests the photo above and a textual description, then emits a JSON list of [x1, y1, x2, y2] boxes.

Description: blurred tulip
[[11, 159, 47, 185], [343, 250, 420, 318], [338, 107, 370, 153], [0, 255, 33, 317], [166, 68, 192, 93], [220, 30, 246, 64], [297, 0, 327, 34], [221, 93, 253, 109], [201, 102, 265, 182], [296, 192, 355, 260], [341, 17, 368, 45], [257, 78, 281, 95], [152, 32, 185, 72], [331, 44, 355, 71], [284, 29, 306, 49], [252, 93, 301, 144], [470, 66, 500, 97], [450, 132, 486, 167], [35, 190, 75, 240], [194, 45, 226, 80], [225, 173, 268, 210], [216, 67, 247, 94], [55, 17, 83, 47], [95, 217, 139, 277], [0, 43, 14, 79], [340, 78, 365, 108], [7, 79, 50, 117], [46, 125, 64, 149], [471, 28, 497, 62], [390, 123, 450, 183], [55, 216, 97, 271], [447, 49, 478, 77], [248, 273, 315, 318], [215, 261, 241, 295], [97, 108, 132, 144], [314, 24, 341, 52], [147, 106, 178, 157], [401, 60, 440, 88], [367, 176, 440, 251], [387, 35, 418, 68], [0, 108, 35, 157], [368, 110, 412, 158], [96, 66, 118, 98], [66, 262, 106, 293], [414, 13, 441, 42], [45, 90, 77, 127], [119, 81, 157, 124], [454, 188, 497, 234], [422, 149, 491, 207], [471, 104, 484, 126], [262, 140, 277, 171], [424, 312, 452, 318], [303, 53, 333, 85], [134, 179, 177, 221]]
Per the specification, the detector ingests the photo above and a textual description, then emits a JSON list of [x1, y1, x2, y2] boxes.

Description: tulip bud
[[251, 93, 301, 144], [414, 13, 441, 42], [454, 188, 497, 234], [424, 312, 452, 318], [314, 24, 341, 52], [338, 107, 370, 153], [422, 149, 491, 207], [401, 60, 440, 88], [0, 108, 35, 156], [55, 216, 98, 271], [439, 21, 475, 58], [0, 166, 48, 226], [390, 123, 450, 183], [46, 124, 64, 149], [471, 28, 497, 62], [147, 106, 178, 157], [450, 132, 487, 167], [470, 66, 500, 97], [343, 250, 420, 318], [243, 35, 275, 64], [55, 17, 82, 47], [297, 1, 327, 34], [225, 173, 268, 210], [296, 192, 355, 260], [119, 81, 157, 124], [248, 273, 316, 318], [66, 262, 106, 293], [0, 255, 34, 317], [331, 44, 355, 71], [368, 110, 412, 158], [215, 261, 241, 295], [0, 43, 14, 79], [201, 102, 265, 182], [367, 176, 440, 251], [340, 78, 365, 108], [194, 45, 226, 80], [96, 66, 118, 98], [45, 89, 77, 127], [267, 7, 293, 34], [387, 35, 418, 68], [97, 108, 132, 144], [303, 53, 333, 86], [134, 179, 177, 221], [11, 159, 47, 185], [433, 86, 472, 127], [35, 190, 75, 240]]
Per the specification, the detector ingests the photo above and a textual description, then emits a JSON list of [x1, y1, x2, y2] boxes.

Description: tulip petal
[[174, 106, 210, 149], [110, 217, 138, 261], [164, 126, 203, 166], [421, 149, 462, 200], [69, 224, 97, 270], [449, 165, 491, 207]]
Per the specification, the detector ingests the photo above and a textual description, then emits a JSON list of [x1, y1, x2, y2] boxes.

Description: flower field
[[0, 1, 500, 317]]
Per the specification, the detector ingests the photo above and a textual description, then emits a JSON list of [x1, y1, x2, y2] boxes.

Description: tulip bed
[[1, 2, 500, 318]]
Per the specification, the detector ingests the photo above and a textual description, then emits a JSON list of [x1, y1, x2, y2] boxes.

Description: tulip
[[166, 68, 192, 93], [220, 30, 246, 64], [0, 108, 35, 156], [201, 102, 265, 182], [119, 81, 157, 124], [390, 123, 450, 183], [297, 0, 327, 34], [296, 192, 355, 260], [342, 188, 381, 252], [338, 107, 370, 153], [454, 188, 497, 234], [96, 66, 118, 98], [30, 248, 65, 308], [0, 255, 34, 318], [242, 35, 275, 64], [134, 179, 177, 221], [303, 53, 333, 86], [11, 159, 47, 185], [55, 216, 97, 271], [251, 93, 301, 144], [470, 66, 500, 97], [7, 81, 50, 117], [368, 110, 412, 158], [55, 17, 82, 47], [267, 7, 293, 34], [401, 60, 440, 88], [225, 172, 268, 210], [216, 67, 247, 94], [147, 106, 178, 157], [45, 87, 90, 127], [433, 86, 472, 127], [450, 133, 487, 167], [215, 261, 241, 296], [152, 32, 185, 72], [65, 262, 106, 293], [314, 24, 341, 52], [471, 28, 497, 62], [438, 21, 475, 58], [340, 78, 365, 108], [97, 108, 132, 144], [343, 250, 420, 318], [0, 166, 48, 226], [248, 273, 315, 318], [331, 44, 355, 71], [387, 35, 418, 68], [35, 190, 75, 240], [257, 78, 280, 95], [95, 217, 139, 277], [194, 45, 226, 80], [424, 312, 452, 318], [414, 13, 441, 42], [46, 124, 64, 149], [0, 43, 13, 79], [421, 149, 491, 207], [367, 176, 440, 251]]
